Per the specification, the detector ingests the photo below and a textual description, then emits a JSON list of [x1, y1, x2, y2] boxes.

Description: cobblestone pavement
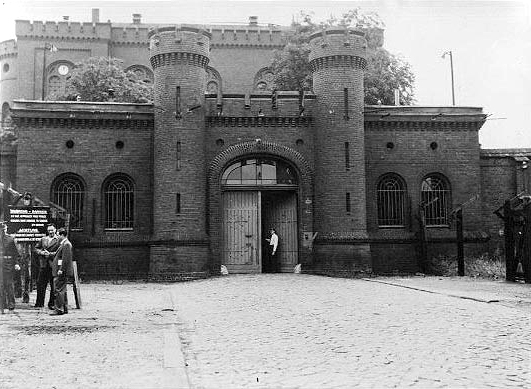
[[0, 276, 530, 389], [0, 283, 185, 389], [169, 275, 531, 389]]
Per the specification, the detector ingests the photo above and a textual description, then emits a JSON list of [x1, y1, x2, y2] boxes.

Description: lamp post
[[442, 50, 455, 105]]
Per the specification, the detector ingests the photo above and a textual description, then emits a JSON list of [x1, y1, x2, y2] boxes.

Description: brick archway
[[208, 141, 314, 274]]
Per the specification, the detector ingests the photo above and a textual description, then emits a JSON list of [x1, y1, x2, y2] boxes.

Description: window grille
[[221, 158, 298, 186], [377, 174, 406, 227], [51, 174, 85, 229], [421, 175, 450, 226], [103, 174, 134, 229]]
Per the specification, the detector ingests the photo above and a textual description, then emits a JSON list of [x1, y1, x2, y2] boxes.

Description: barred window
[[421, 174, 451, 226], [51, 173, 85, 230], [103, 174, 134, 230], [377, 174, 406, 227]]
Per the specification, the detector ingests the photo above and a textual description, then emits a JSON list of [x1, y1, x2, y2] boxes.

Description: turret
[[309, 28, 371, 271], [148, 26, 211, 277]]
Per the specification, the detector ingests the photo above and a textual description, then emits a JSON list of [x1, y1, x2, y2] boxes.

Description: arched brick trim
[[207, 141, 314, 274]]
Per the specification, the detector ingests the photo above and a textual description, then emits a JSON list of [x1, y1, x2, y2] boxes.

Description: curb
[[362, 278, 501, 303]]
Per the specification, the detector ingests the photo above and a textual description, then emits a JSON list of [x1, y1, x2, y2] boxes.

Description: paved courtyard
[[1, 275, 530, 388]]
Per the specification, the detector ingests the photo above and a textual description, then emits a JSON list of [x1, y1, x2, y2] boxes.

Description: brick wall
[[480, 156, 517, 251], [13, 110, 153, 277]]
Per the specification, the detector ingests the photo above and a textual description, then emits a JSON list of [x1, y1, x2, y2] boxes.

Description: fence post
[[456, 208, 464, 276], [0, 187, 4, 314], [523, 203, 531, 283], [504, 200, 515, 282], [418, 206, 428, 273]]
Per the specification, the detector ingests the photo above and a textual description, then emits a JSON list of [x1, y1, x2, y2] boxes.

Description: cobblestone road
[[0, 275, 530, 389], [169, 275, 531, 389]]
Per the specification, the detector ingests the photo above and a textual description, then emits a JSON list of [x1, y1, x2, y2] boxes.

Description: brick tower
[[148, 26, 211, 278], [309, 29, 371, 272]]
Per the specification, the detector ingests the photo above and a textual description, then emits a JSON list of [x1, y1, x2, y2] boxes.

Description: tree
[[269, 10, 415, 105], [48, 57, 153, 103]]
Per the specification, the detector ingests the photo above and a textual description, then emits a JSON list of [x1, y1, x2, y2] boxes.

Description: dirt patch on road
[[9, 324, 114, 334]]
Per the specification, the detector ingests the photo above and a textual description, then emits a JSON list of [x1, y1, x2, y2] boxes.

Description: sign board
[[8, 206, 51, 242]]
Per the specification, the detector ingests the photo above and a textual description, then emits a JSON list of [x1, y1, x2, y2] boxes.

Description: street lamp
[[441, 50, 455, 105]]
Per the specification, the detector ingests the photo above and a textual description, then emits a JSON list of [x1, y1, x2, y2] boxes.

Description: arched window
[[377, 174, 407, 227], [421, 174, 451, 226], [221, 158, 297, 186], [125, 65, 154, 84], [45, 61, 74, 99], [103, 174, 134, 230], [253, 67, 274, 91], [51, 173, 85, 230], [1, 102, 11, 127], [206, 66, 222, 94]]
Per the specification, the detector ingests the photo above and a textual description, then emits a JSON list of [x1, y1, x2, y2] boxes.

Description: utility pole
[[442, 51, 455, 105]]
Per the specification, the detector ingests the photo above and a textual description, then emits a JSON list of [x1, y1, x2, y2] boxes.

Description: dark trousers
[[36, 266, 55, 307], [15, 258, 31, 301], [2, 271, 15, 309], [53, 275, 68, 313], [263, 247, 279, 273]]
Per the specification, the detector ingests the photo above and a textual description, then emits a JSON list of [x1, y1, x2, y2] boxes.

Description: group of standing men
[[1, 223, 73, 315]]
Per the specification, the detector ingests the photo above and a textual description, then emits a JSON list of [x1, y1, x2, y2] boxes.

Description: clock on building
[[58, 64, 69, 75]]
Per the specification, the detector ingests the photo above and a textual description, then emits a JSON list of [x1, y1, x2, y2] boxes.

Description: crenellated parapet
[[15, 20, 111, 41], [0, 40, 18, 60], [111, 25, 152, 46], [148, 26, 211, 69], [309, 29, 367, 71], [208, 25, 285, 48]]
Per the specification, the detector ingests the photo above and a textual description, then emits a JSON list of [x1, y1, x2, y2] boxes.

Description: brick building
[[1, 12, 529, 279]]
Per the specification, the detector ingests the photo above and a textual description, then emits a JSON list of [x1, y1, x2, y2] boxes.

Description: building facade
[[1, 12, 530, 279]]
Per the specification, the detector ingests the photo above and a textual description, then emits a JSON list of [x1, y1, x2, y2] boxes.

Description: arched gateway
[[208, 141, 314, 274]]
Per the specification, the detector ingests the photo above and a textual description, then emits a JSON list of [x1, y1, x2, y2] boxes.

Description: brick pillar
[[148, 26, 211, 278], [309, 28, 371, 273]]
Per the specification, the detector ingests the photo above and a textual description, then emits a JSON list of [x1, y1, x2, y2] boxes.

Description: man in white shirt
[[265, 228, 279, 272]]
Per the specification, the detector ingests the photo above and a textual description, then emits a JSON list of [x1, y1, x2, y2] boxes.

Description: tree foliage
[[48, 57, 153, 103], [269, 10, 415, 105]]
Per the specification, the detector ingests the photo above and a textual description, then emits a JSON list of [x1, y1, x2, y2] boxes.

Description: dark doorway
[[261, 191, 298, 273]]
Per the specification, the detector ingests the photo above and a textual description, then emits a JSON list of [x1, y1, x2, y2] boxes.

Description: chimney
[[62, 16, 69, 21], [249, 16, 258, 26], [133, 13, 142, 24], [92, 8, 100, 23]]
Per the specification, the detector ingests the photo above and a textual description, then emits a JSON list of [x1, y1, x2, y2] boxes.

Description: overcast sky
[[1, 0, 530, 149]]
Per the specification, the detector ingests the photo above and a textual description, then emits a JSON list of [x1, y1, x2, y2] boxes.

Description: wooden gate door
[[262, 192, 298, 272], [222, 191, 261, 273]]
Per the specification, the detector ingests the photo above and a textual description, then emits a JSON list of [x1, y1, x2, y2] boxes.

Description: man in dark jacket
[[1, 222, 21, 311], [34, 224, 60, 308], [50, 228, 73, 315]]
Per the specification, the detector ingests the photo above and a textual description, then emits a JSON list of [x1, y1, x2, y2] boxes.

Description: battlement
[[309, 28, 367, 64], [15, 20, 112, 41], [111, 26, 151, 45], [149, 26, 211, 62], [208, 26, 285, 48], [0, 39, 17, 60], [204, 91, 315, 118]]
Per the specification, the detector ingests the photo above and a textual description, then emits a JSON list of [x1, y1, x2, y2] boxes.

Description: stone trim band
[[310, 55, 367, 72], [206, 116, 312, 127], [149, 52, 209, 69]]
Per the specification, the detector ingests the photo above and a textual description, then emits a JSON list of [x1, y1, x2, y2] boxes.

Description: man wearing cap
[[1, 223, 21, 311]]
